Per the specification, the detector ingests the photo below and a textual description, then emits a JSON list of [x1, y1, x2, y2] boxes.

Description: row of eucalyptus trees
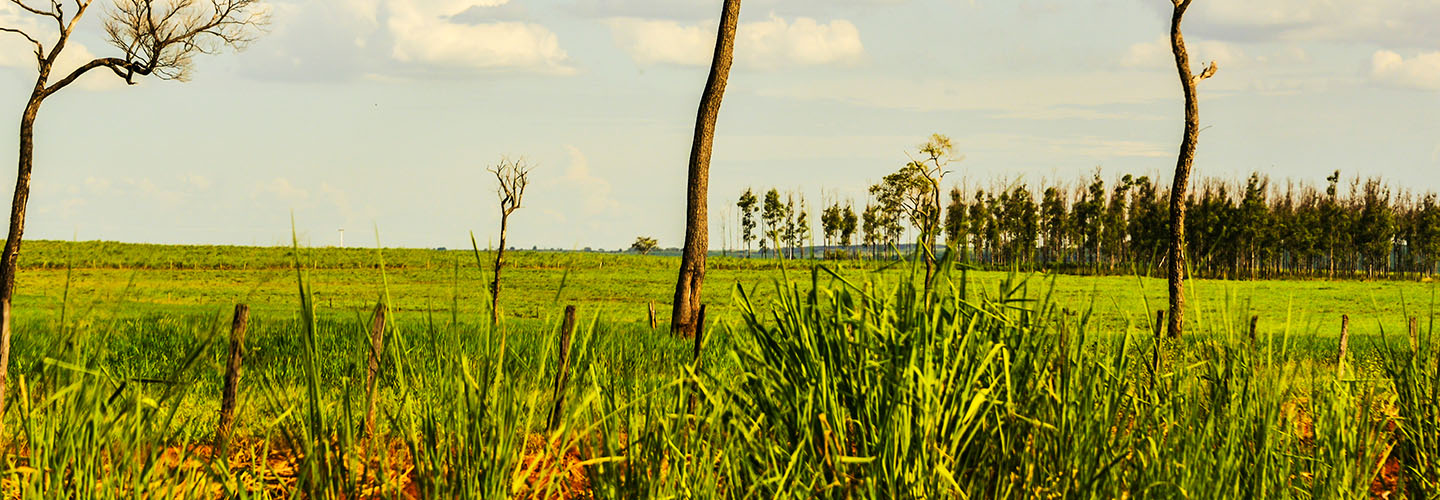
[[929, 171, 1440, 279]]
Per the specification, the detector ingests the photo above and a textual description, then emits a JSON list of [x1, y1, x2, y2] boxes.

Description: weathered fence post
[[1337, 314, 1350, 379], [686, 305, 707, 417], [548, 305, 578, 433], [215, 304, 250, 459], [648, 301, 658, 330], [364, 301, 386, 439]]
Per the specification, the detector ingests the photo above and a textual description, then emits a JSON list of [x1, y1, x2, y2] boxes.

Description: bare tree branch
[[0, 27, 44, 63], [42, 57, 136, 96], [1194, 60, 1218, 83], [9, 0, 55, 18]]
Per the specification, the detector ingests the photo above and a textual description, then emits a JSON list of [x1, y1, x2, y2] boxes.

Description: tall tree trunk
[[1166, 0, 1213, 338], [491, 214, 508, 325], [672, 0, 741, 338], [0, 95, 41, 439]]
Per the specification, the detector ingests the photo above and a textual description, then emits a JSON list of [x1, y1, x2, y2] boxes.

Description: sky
[[0, 0, 1436, 250]]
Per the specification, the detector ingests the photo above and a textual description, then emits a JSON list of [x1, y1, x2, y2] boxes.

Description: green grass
[[0, 240, 1435, 498]]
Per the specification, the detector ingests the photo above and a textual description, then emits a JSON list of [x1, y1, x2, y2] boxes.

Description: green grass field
[[14, 240, 1437, 334], [2, 240, 1436, 498]]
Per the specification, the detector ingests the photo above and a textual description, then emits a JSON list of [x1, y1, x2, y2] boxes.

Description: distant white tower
[[338, 228, 345, 248]]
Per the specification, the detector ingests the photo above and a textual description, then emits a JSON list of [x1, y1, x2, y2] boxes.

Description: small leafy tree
[[737, 188, 758, 257], [840, 203, 858, 255], [762, 189, 785, 260], [631, 236, 659, 255]]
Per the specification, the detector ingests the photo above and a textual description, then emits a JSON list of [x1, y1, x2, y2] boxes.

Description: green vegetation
[[0, 240, 1436, 497]]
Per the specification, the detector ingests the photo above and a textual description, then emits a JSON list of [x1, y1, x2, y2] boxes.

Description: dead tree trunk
[[491, 215, 508, 324], [672, 0, 741, 338], [487, 158, 531, 325], [1165, 0, 1217, 338]]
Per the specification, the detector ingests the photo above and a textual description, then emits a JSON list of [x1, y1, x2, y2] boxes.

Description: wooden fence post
[[548, 305, 578, 433], [686, 305, 707, 417], [215, 304, 250, 459], [648, 302, 657, 330], [364, 301, 386, 439], [1338, 314, 1350, 379]]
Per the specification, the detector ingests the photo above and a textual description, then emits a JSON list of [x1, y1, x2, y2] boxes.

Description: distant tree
[[789, 194, 800, 260], [862, 204, 882, 258], [840, 204, 858, 254], [798, 199, 815, 258], [1355, 179, 1395, 276], [762, 189, 785, 260], [737, 188, 758, 258], [489, 158, 533, 324], [945, 187, 968, 257], [0, 0, 268, 433], [870, 134, 957, 292], [969, 190, 990, 265], [1002, 185, 1039, 264], [1040, 186, 1068, 265], [1415, 194, 1440, 276], [1073, 174, 1105, 269], [631, 236, 659, 255], [1236, 173, 1270, 278], [822, 202, 842, 250], [672, 0, 742, 338], [1102, 175, 1134, 269], [1165, 0, 1219, 338]]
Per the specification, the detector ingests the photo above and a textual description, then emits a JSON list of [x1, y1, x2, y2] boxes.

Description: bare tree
[[1165, 0, 1218, 338], [671, 0, 740, 338], [0, 0, 266, 438], [489, 157, 531, 324]]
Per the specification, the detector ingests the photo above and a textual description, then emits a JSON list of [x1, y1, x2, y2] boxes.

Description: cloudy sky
[[0, 0, 1436, 250]]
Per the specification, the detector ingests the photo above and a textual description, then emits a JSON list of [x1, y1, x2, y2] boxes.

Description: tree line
[[737, 169, 1440, 280]]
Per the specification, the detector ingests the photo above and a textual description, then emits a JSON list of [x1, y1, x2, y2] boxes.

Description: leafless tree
[[489, 157, 531, 325], [1166, 0, 1218, 338], [671, 0, 740, 339], [0, 0, 266, 439]]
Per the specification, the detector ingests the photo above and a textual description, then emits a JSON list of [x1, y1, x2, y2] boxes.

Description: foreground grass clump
[[1, 256, 1436, 498]]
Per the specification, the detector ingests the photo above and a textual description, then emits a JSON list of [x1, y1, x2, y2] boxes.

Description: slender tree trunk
[[672, 0, 741, 338], [0, 95, 41, 440], [491, 214, 508, 324], [1167, 1, 1209, 339]]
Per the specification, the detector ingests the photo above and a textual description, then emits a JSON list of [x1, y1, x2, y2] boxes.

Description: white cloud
[[1370, 50, 1440, 91], [256, 177, 309, 203], [558, 145, 620, 215], [388, 0, 574, 74], [184, 174, 213, 190], [247, 0, 573, 79], [1174, 0, 1440, 47], [609, 13, 865, 69]]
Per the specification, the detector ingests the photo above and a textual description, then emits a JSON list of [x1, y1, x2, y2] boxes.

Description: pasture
[[1, 239, 1436, 498]]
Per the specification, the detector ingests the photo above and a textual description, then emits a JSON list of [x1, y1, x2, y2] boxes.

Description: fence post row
[[548, 305, 578, 433], [215, 303, 250, 459], [365, 301, 386, 439]]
